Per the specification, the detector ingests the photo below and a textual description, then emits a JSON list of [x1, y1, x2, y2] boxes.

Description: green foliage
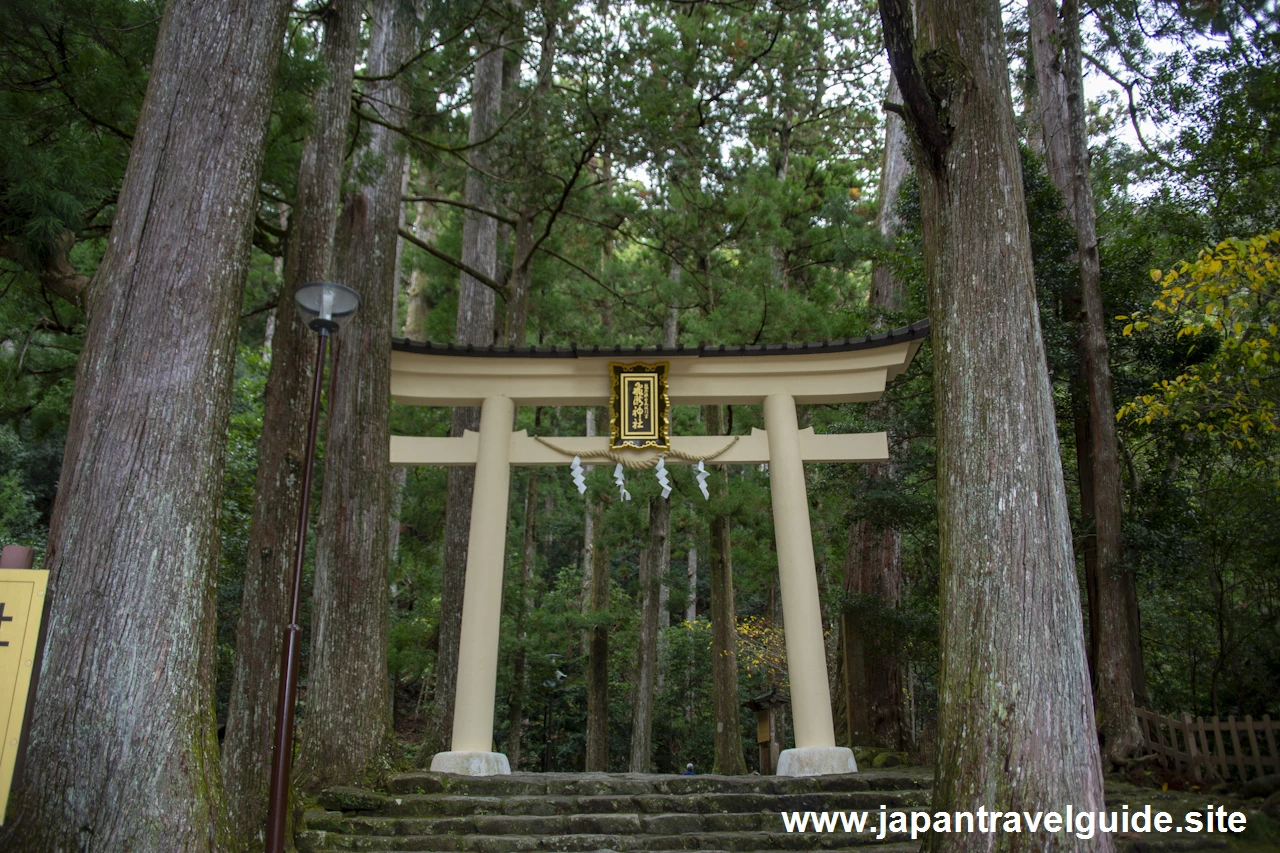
[[0, 426, 43, 560], [1119, 232, 1280, 451], [4, 0, 1277, 782]]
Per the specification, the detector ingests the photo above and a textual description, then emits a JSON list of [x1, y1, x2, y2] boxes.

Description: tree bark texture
[[1062, 0, 1144, 762], [222, 1, 361, 843], [1030, 0, 1143, 763], [505, 208, 537, 347], [507, 463, 539, 768], [584, 497, 610, 771], [704, 404, 747, 775], [435, 25, 505, 756], [0, 0, 290, 849], [402, 200, 439, 343], [878, 0, 1112, 847], [871, 72, 910, 313], [629, 541, 660, 772], [841, 520, 905, 748], [296, 0, 413, 792]]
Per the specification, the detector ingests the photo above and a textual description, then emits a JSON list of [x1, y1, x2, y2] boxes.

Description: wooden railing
[[1137, 708, 1280, 782]]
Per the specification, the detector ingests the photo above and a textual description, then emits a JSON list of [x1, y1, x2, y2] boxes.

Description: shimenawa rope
[[532, 435, 740, 470]]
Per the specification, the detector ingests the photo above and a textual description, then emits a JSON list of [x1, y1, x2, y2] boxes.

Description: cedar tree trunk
[[0, 0, 290, 849], [584, 496, 610, 771], [1029, 0, 1143, 763], [629, 540, 660, 772], [841, 521, 905, 748], [222, 1, 361, 842], [507, 450, 540, 767], [705, 404, 747, 775], [878, 0, 1113, 848], [295, 0, 413, 791]]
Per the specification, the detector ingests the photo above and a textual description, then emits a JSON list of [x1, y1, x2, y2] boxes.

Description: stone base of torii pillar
[[430, 750, 511, 776], [776, 746, 858, 776], [390, 325, 932, 778]]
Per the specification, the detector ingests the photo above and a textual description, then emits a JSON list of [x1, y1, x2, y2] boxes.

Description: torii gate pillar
[[764, 393, 855, 776], [392, 320, 930, 777], [431, 394, 514, 776]]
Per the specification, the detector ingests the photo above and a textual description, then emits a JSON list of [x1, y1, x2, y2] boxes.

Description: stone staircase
[[296, 769, 1266, 852], [295, 769, 933, 852]]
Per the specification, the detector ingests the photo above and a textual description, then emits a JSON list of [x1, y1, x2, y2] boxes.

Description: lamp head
[[295, 281, 359, 332]]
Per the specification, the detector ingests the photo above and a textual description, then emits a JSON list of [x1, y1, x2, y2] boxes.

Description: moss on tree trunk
[[880, 0, 1113, 847], [0, 0, 290, 848]]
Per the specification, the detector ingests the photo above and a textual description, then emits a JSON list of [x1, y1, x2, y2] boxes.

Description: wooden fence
[[1137, 708, 1280, 782]]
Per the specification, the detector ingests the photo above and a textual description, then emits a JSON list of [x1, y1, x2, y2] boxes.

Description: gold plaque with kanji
[[609, 362, 670, 450]]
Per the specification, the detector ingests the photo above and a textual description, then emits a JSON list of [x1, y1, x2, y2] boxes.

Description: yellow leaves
[[1120, 231, 1280, 447]]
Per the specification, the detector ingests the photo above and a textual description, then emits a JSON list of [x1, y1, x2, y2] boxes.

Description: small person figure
[[682, 763, 695, 775]]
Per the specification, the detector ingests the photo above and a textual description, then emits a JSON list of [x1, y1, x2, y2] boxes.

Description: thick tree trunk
[[841, 520, 905, 748], [402, 200, 438, 343], [629, 539, 660, 772], [704, 404, 747, 775], [434, 24, 505, 757], [505, 208, 536, 347], [295, 0, 412, 792], [221, 1, 361, 843], [1030, 0, 1143, 764], [584, 496, 610, 771], [0, 0, 290, 849], [879, 0, 1112, 847], [1028, 0, 1077, 211]]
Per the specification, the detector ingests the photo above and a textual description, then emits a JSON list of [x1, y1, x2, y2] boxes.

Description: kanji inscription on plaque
[[609, 362, 670, 450]]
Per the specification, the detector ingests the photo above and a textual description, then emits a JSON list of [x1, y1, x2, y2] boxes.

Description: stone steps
[[295, 769, 1253, 853], [382, 770, 932, 797], [297, 829, 925, 851], [324, 791, 931, 819], [297, 770, 933, 853]]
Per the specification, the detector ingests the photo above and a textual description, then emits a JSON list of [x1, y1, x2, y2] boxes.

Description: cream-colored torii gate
[[389, 321, 928, 777]]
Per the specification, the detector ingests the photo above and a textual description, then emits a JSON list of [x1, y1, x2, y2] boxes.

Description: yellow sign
[[609, 362, 670, 450], [1, 569, 47, 826]]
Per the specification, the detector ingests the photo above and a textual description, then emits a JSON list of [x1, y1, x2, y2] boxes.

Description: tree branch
[[402, 195, 517, 226], [0, 230, 90, 310], [877, 0, 950, 168], [397, 227, 507, 296]]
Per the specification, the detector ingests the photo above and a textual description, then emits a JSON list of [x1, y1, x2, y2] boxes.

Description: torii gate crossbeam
[[389, 321, 928, 777]]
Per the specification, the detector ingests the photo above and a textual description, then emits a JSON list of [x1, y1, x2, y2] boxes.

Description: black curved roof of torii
[[391, 318, 930, 359]]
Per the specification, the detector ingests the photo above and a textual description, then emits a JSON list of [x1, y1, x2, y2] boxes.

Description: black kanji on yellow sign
[[1, 568, 49, 825], [609, 362, 670, 450]]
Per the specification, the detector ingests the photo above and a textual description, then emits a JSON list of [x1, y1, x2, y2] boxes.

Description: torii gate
[[389, 320, 928, 777]]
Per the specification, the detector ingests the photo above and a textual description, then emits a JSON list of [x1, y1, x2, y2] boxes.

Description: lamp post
[[265, 281, 359, 853]]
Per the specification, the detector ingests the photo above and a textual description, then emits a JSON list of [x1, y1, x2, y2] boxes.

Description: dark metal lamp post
[[265, 281, 359, 853]]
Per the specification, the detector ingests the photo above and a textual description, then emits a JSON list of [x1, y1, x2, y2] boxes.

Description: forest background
[[0, 0, 1277, 842]]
